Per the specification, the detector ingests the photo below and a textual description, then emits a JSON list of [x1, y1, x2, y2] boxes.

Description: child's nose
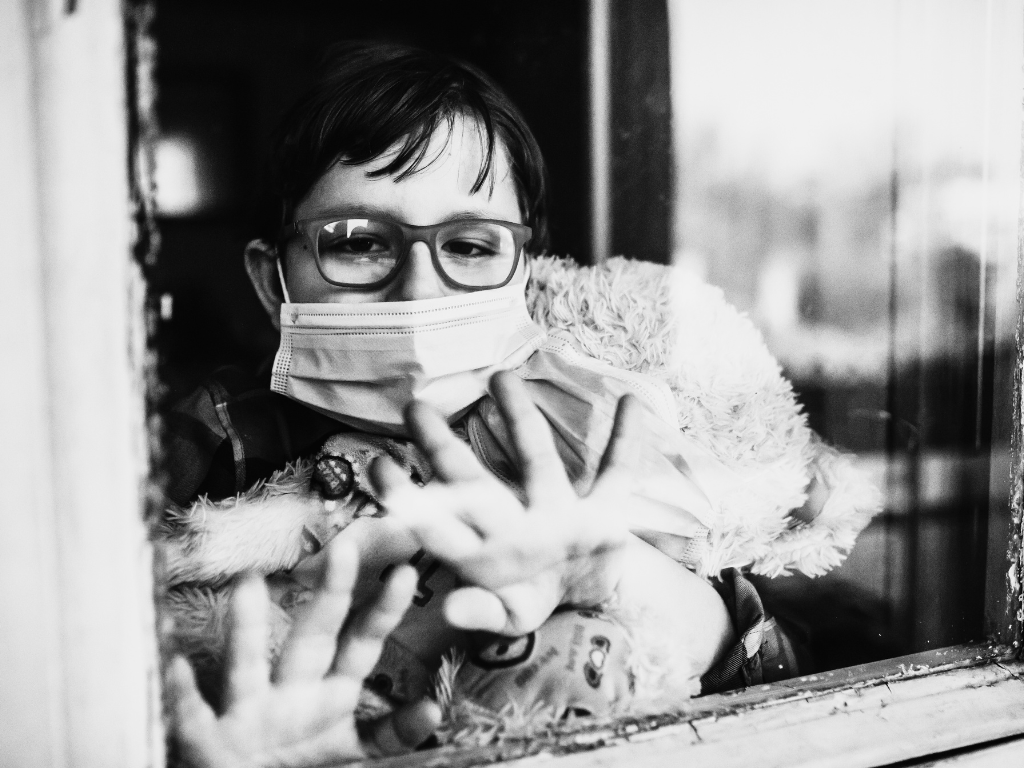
[[386, 240, 446, 301]]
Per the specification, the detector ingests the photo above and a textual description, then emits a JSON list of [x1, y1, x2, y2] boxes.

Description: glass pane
[[149, 1, 1022, 762], [670, 0, 1022, 665]]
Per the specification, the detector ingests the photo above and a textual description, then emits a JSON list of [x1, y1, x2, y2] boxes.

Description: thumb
[[444, 587, 510, 633]]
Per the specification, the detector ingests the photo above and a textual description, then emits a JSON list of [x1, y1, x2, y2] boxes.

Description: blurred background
[[150, 0, 1023, 672], [670, 0, 1021, 670]]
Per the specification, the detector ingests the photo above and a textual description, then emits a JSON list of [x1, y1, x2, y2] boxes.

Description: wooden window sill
[[376, 643, 1024, 768]]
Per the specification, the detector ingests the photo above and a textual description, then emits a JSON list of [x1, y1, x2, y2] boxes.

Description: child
[[164, 41, 807, 762]]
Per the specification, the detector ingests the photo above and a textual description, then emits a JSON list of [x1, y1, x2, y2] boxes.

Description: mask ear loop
[[276, 258, 293, 304]]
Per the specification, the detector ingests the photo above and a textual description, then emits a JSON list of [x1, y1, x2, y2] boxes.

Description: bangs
[[358, 107, 499, 199], [267, 42, 549, 252]]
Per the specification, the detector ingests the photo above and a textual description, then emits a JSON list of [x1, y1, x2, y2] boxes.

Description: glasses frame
[[278, 214, 533, 291]]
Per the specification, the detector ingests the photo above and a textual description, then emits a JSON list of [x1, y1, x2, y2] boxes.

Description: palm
[[196, 680, 363, 768]]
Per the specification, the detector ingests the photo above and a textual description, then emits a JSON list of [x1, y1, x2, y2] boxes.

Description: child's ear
[[244, 239, 284, 330]]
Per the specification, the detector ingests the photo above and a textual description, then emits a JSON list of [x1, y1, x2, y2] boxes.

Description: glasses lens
[[316, 218, 399, 284], [435, 222, 518, 287]]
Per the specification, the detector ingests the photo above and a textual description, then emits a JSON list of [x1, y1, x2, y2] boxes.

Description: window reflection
[[670, 0, 1021, 664]]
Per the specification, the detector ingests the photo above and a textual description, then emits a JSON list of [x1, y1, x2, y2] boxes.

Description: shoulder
[[164, 366, 340, 505]]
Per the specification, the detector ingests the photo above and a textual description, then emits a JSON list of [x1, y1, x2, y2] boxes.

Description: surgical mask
[[269, 273, 546, 435]]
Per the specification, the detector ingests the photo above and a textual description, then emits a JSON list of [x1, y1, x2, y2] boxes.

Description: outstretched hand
[[371, 370, 642, 637], [165, 537, 440, 768]]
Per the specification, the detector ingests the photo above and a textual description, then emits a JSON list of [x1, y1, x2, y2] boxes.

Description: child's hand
[[165, 537, 440, 767], [370, 371, 642, 637]]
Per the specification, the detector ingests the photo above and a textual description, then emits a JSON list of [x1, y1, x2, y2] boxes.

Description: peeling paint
[[124, 6, 168, 768], [1000, 183, 1024, 653]]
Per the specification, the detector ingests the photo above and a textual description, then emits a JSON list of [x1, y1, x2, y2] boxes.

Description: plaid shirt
[[702, 569, 808, 692], [163, 366, 341, 507], [164, 366, 806, 694]]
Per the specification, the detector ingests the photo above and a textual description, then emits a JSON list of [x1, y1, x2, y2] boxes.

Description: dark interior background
[[151, 0, 592, 399]]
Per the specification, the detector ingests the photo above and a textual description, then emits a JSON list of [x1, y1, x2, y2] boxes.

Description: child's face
[[283, 115, 526, 304]]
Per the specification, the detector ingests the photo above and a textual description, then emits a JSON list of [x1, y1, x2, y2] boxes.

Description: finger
[[373, 455, 512, 539], [369, 452, 419, 501], [274, 537, 358, 683], [444, 586, 516, 634], [591, 394, 644, 496], [405, 400, 487, 483], [332, 564, 417, 680], [223, 573, 271, 707], [365, 699, 442, 757], [373, 463, 486, 559], [446, 580, 560, 635], [165, 656, 221, 768], [489, 371, 574, 502]]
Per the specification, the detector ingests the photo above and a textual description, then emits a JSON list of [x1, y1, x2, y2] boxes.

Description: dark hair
[[267, 41, 550, 253]]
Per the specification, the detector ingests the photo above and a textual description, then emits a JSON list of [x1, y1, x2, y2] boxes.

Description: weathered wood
[[987, 0, 1024, 653], [358, 656, 1024, 768], [0, 3, 67, 765], [773, 643, 1013, 695], [0, 1, 161, 767], [495, 663, 1024, 768]]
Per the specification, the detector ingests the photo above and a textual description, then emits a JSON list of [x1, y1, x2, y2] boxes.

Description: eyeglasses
[[279, 214, 533, 291]]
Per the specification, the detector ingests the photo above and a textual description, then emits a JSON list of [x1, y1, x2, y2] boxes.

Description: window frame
[[1, 0, 1021, 766], [1, 1, 162, 767], [386, 646, 1024, 767]]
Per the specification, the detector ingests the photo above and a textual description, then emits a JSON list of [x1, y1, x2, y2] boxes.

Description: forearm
[[625, 537, 734, 672]]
